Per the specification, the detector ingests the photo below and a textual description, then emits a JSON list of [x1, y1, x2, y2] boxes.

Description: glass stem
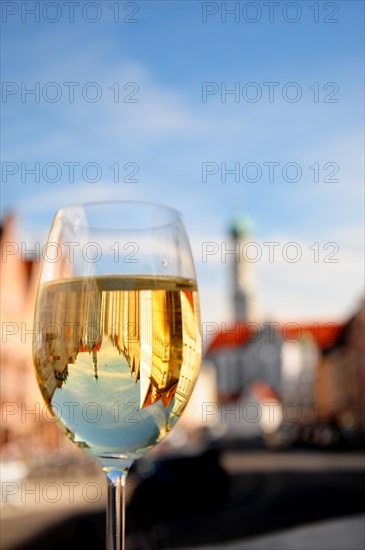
[[106, 470, 128, 550]]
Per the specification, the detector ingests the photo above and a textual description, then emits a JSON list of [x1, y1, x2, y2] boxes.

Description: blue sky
[[1, 0, 364, 325]]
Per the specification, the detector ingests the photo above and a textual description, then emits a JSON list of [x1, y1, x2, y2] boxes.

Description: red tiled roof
[[207, 324, 257, 352], [282, 323, 344, 349], [250, 381, 280, 401], [206, 322, 344, 354]]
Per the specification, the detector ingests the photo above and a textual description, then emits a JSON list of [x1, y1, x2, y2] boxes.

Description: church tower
[[230, 215, 257, 323]]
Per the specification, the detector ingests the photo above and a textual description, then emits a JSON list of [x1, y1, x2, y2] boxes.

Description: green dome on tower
[[230, 214, 254, 239]]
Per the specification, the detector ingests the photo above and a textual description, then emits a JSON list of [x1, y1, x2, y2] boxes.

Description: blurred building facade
[[315, 301, 365, 436], [204, 217, 365, 444], [0, 214, 66, 464]]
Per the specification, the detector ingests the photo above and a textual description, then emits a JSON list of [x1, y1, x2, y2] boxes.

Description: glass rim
[[55, 200, 183, 231]]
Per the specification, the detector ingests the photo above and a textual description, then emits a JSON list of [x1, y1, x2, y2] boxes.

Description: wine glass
[[33, 201, 202, 550]]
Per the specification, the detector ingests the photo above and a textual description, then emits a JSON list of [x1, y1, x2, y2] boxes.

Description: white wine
[[33, 275, 201, 463]]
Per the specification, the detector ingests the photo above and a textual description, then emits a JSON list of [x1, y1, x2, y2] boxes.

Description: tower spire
[[230, 214, 257, 323]]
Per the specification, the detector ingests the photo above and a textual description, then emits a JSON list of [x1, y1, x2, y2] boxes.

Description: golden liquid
[[33, 276, 201, 463]]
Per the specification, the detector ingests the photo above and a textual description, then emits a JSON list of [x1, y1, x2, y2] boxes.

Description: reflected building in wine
[[171, 290, 202, 418], [34, 278, 201, 418]]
